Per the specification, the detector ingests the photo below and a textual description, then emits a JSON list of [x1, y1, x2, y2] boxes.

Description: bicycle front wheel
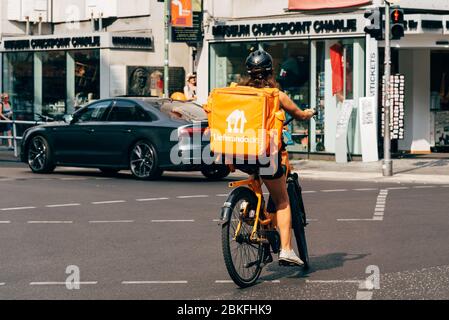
[[221, 187, 263, 288]]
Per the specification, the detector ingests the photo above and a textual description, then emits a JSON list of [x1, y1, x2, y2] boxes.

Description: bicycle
[[219, 122, 310, 288]]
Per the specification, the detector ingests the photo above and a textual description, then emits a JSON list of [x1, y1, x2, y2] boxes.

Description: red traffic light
[[391, 8, 404, 23]]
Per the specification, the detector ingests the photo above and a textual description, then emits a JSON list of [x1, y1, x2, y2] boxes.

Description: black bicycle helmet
[[245, 49, 273, 79]]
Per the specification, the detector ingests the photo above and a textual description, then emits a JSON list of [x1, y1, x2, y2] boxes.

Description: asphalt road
[[0, 163, 449, 300]]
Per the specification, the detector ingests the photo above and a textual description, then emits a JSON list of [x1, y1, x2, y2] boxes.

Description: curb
[[294, 170, 449, 185]]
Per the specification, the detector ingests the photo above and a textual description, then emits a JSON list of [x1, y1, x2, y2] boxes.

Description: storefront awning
[[288, 0, 371, 10]]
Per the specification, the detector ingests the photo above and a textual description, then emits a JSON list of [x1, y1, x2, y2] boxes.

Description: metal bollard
[[13, 121, 18, 158]]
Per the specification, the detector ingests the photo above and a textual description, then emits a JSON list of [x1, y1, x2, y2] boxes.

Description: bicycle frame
[[228, 150, 291, 243]]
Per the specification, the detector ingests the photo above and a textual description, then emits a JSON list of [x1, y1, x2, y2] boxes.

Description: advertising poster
[[171, 0, 193, 28]]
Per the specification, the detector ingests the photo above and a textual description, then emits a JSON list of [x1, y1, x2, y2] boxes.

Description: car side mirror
[[64, 114, 74, 124]]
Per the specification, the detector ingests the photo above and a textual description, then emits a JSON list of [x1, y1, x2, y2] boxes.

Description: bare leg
[[263, 175, 293, 251], [7, 130, 12, 148]]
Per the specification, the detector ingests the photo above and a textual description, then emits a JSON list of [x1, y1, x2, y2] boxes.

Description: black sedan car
[[20, 97, 230, 180]]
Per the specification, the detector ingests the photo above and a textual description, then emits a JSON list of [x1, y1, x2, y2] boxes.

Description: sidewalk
[[292, 158, 449, 184], [0, 148, 19, 162], [2, 148, 449, 184]]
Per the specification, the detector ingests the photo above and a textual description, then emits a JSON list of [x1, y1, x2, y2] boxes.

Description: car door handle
[[121, 129, 132, 133], [85, 129, 95, 133]]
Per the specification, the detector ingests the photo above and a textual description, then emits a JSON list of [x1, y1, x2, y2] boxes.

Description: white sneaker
[[279, 249, 304, 267]]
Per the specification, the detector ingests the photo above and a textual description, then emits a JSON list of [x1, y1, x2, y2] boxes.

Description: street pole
[[383, 0, 393, 176], [164, 0, 170, 98]]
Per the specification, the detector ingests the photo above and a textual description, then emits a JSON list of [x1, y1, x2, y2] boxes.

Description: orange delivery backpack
[[204, 84, 285, 161]]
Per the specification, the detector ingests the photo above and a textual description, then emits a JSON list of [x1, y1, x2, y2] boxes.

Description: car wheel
[[201, 165, 231, 180], [129, 140, 163, 180], [27, 135, 56, 174], [99, 168, 121, 176]]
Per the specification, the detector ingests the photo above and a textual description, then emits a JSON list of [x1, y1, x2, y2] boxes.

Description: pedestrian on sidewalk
[[183, 73, 197, 101], [0, 93, 13, 150]]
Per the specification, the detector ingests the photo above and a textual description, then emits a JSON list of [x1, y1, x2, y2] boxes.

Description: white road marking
[[59, 177, 88, 181], [1, 206, 36, 211], [353, 188, 378, 191], [338, 218, 379, 222], [151, 220, 195, 223], [214, 280, 281, 284], [89, 220, 135, 224], [320, 189, 348, 193], [27, 221, 73, 224], [302, 191, 317, 194], [0, 221, 11, 224], [136, 197, 169, 202], [372, 189, 388, 221], [386, 187, 409, 190], [356, 280, 374, 300], [176, 195, 209, 199], [30, 281, 97, 286], [92, 200, 126, 205], [356, 291, 374, 300], [0, 283, 5, 286], [413, 186, 436, 189], [46, 203, 81, 208], [122, 281, 188, 285], [306, 280, 363, 284], [216, 194, 229, 197]]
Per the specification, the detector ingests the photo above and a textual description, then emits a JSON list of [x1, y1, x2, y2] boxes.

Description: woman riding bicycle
[[240, 49, 315, 266]]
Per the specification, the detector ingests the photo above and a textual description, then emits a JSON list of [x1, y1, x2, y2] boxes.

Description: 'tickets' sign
[[171, 0, 193, 28], [288, 0, 371, 10]]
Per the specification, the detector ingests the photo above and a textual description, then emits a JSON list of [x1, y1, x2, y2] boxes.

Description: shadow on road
[[260, 252, 369, 282], [395, 159, 449, 174]]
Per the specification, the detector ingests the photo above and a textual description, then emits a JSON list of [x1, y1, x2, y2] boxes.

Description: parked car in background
[[20, 97, 230, 180]]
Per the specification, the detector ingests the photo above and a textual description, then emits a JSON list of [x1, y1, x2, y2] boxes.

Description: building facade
[[0, 0, 194, 121], [196, 0, 449, 156]]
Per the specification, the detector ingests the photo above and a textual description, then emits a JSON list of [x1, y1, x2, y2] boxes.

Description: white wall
[[7, 0, 50, 22], [398, 49, 431, 153], [206, 0, 288, 19], [53, 0, 151, 22], [392, 0, 449, 11]]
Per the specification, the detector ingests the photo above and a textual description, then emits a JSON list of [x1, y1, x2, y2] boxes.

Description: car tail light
[[178, 126, 206, 138]]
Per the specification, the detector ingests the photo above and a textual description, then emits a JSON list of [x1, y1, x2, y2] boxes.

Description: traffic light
[[390, 7, 405, 40], [364, 8, 383, 40]]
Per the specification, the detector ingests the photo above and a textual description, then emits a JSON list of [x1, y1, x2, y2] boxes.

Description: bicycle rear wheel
[[221, 187, 263, 288], [287, 173, 310, 269]]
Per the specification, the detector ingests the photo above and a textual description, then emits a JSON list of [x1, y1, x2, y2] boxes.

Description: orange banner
[[288, 0, 371, 10], [171, 0, 193, 28]]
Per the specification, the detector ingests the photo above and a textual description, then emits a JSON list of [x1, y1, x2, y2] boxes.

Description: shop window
[[2, 52, 34, 121], [430, 51, 449, 150], [73, 50, 100, 108], [209, 42, 258, 89], [41, 51, 67, 119], [262, 41, 310, 153], [311, 41, 326, 153], [209, 38, 365, 155], [209, 41, 310, 152]]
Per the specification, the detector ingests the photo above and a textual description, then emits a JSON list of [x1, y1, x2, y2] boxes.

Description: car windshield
[[138, 98, 207, 122]]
